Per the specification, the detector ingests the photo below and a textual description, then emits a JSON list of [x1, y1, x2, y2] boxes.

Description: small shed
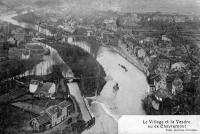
[[29, 80, 41, 93]]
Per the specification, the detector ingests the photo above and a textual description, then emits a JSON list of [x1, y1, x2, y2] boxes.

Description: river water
[[83, 47, 149, 134], [0, 11, 149, 134]]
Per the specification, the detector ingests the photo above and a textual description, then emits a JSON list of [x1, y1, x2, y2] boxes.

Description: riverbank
[[112, 45, 148, 75]]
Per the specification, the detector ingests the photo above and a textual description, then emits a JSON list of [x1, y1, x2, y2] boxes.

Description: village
[[1, 2, 200, 133]]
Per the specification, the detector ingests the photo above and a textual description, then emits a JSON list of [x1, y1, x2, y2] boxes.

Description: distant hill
[[1, 0, 62, 8], [1, 0, 199, 15]]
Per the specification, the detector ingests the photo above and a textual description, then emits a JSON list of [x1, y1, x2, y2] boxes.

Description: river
[[0, 11, 149, 134], [83, 46, 149, 134]]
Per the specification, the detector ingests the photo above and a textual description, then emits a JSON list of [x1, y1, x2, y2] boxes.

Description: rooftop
[[34, 82, 54, 95], [58, 100, 71, 109], [155, 89, 173, 100], [25, 98, 63, 110], [35, 113, 51, 125]]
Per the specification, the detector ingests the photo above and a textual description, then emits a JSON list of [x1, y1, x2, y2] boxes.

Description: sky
[[86, 0, 200, 14], [1, 0, 200, 14], [55, 0, 200, 14]]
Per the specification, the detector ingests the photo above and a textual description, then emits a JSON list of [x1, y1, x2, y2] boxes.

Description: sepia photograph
[[0, 0, 200, 134]]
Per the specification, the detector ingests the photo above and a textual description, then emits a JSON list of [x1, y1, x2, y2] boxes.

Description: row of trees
[[0, 57, 41, 81]]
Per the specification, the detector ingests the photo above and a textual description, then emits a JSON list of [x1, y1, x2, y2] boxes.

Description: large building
[[30, 100, 75, 132], [103, 18, 117, 31]]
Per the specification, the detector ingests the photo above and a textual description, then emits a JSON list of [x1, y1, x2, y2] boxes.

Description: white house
[[153, 75, 167, 91], [162, 35, 171, 42], [87, 30, 93, 37], [137, 48, 146, 59], [7, 37, 16, 45], [34, 82, 56, 98], [152, 100, 160, 110], [29, 80, 41, 93]]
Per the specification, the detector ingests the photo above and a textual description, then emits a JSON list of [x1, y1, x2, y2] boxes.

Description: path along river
[[0, 11, 149, 134]]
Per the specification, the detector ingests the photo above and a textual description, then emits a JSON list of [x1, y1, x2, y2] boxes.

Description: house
[[144, 37, 154, 43], [87, 30, 93, 37], [29, 80, 41, 93], [34, 82, 56, 98], [156, 59, 171, 73], [30, 100, 74, 132], [103, 18, 117, 31], [156, 78, 167, 91], [172, 77, 183, 95], [31, 113, 51, 132], [143, 56, 151, 68], [150, 88, 173, 110], [58, 18, 77, 33], [158, 59, 170, 69], [162, 35, 171, 42], [148, 75, 156, 92], [7, 37, 16, 45], [137, 48, 146, 59], [151, 99, 160, 110], [152, 74, 162, 91]]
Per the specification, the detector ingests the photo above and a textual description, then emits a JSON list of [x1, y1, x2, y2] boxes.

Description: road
[[67, 82, 92, 122]]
